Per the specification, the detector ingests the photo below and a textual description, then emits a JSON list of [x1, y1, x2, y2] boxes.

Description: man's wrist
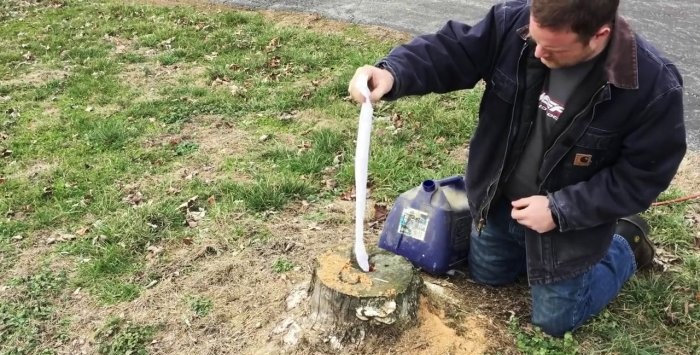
[[550, 209, 559, 226]]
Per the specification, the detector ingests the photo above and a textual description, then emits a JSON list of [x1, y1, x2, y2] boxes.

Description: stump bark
[[306, 247, 422, 346]]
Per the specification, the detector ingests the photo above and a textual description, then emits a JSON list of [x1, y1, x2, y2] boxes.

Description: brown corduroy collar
[[516, 15, 639, 90]]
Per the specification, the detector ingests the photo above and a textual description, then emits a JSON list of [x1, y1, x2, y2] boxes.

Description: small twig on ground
[[651, 193, 700, 207]]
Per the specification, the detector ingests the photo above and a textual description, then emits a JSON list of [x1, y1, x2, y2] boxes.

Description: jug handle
[[435, 175, 463, 187]]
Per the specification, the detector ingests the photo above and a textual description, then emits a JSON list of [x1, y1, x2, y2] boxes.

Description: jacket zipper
[[477, 41, 529, 234], [538, 84, 608, 188]]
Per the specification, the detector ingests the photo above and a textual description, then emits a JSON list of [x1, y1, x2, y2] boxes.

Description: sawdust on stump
[[305, 247, 421, 348]]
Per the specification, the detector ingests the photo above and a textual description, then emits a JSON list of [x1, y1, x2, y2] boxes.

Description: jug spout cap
[[422, 180, 436, 192]]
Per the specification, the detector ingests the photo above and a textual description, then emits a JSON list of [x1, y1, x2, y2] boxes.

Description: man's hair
[[531, 0, 619, 42]]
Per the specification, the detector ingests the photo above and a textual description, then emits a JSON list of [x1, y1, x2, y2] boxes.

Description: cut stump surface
[[306, 247, 422, 347]]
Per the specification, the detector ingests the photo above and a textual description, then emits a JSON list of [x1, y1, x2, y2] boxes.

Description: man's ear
[[594, 25, 612, 40]]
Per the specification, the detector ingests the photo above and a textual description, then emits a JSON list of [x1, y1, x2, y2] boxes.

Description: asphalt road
[[220, 0, 699, 149]]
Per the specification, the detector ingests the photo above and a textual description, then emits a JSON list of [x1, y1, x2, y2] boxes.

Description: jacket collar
[[515, 15, 639, 90], [604, 16, 638, 89]]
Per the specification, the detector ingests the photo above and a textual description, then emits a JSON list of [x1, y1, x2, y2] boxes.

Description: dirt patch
[[391, 297, 489, 355], [0, 236, 52, 286], [104, 35, 135, 55], [0, 68, 69, 87], [670, 151, 700, 195], [293, 108, 351, 132], [26, 102, 63, 131], [118, 62, 208, 102], [140, 114, 255, 186], [6, 159, 57, 180]]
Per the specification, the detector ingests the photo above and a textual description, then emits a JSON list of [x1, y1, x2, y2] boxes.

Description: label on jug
[[397, 208, 430, 241]]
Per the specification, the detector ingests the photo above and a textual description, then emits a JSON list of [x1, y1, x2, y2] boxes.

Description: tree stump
[[306, 246, 422, 347]]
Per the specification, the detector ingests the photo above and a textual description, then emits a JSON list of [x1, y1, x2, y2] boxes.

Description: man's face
[[528, 16, 598, 68]]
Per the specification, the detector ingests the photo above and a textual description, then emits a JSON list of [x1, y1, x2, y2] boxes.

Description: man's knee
[[530, 274, 592, 337], [531, 311, 574, 337], [467, 248, 522, 285], [468, 232, 526, 285]]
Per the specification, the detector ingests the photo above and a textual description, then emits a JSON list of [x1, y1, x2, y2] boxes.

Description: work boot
[[615, 215, 655, 270]]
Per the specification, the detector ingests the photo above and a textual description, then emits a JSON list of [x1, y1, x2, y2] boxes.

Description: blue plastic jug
[[378, 176, 472, 275]]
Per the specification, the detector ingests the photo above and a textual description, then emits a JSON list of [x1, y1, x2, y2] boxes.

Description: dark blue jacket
[[378, 0, 686, 284]]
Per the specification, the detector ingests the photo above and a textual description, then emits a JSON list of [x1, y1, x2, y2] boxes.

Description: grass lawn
[[0, 0, 698, 354]]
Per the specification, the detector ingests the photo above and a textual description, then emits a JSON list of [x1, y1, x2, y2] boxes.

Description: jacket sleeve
[[378, 2, 519, 100], [549, 83, 687, 231]]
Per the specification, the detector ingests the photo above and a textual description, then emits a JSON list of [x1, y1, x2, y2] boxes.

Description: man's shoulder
[[488, 0, 531, 37], [493, 0, 530, 19], [635, 34, 683, 89]]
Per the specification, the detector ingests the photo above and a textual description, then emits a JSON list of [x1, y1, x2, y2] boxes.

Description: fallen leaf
[[1, 149, 12, 157], [75, 227, 90, 236], [122, 191, 144, 206], [60, 233, 76, 241], [653, 246, 681, 271], [391, 112, 404, 129], [0, 177, 5, 184], [147, 245, 164, 256], [230, 84, 246, 96], [663, 303, 680, 326], [177, 196, 199, 211], [340, 187, 356, 201], [46, 233, 76, 245], [266, 55, 281, 69], [265, 37, 280, 52], [211, 77, 229, 86], [279, 111, 297, 121], [373, 203, 389, 222], [696, 292, 700, 302], [192, 245, 220, 260], [297, 140, 312, 153], [323, 178, 337, 190], [185, 208, 206, 227], [207, 195, 216, 205], [695, 235, 700, 249], [188, 209, 205, 221]]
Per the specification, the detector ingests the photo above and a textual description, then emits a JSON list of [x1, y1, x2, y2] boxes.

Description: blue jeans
[[468, 197, 637, 337]]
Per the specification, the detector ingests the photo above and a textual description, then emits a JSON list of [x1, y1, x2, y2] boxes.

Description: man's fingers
[[369, 77, 392, 102], [347, 66, 371, 103], [511, 197, 530, 209], [347, 65, 394, 104], [511, 207, 525, 221]]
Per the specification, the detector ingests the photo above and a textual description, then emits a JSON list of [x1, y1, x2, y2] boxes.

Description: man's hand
[[511, 196, 556, 234], [348, 65, 395, 104]]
